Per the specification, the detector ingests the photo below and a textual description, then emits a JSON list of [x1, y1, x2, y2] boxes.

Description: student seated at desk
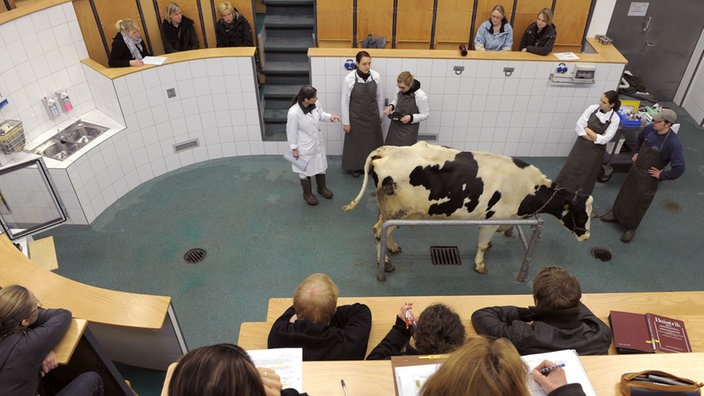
[[367, 303, 465, 360], [168, 343, 305, 396], [0, 285, 103, 396], [421, 336, 586, 396], [471, 266, 612, 355], [267, 273, 371, 360]]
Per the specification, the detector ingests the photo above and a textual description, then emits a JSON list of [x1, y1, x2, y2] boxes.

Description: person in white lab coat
[[287, 85, 341, 205]]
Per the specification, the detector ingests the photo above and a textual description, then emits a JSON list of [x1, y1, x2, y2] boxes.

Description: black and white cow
[[343, 141, 593, 274]]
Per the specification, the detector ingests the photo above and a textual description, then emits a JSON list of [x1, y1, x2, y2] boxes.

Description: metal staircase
[[260, 0, 314, 140]]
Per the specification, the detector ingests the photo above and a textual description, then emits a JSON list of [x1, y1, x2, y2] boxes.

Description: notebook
[[521, 349, 596, 396]]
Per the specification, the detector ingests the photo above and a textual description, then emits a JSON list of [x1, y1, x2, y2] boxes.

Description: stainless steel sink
[[32, 120, 109, 161]]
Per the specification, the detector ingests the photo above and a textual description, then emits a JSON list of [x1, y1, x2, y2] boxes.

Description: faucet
[[57, 128, 68, 144]]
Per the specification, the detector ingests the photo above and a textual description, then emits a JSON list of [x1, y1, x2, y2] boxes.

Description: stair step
[[264, 108, 289, 122], [264, 15, 314, 29], [263, 124, 287, 141], [263, 84, 301, 98], [262, 61, 309, 74], [264, 37, 313, 52]]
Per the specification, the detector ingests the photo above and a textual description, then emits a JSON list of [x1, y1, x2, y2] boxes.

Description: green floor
[[39, 105, 703, 395]]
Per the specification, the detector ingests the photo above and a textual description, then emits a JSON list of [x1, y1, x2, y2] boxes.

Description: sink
[[31, 120, 110, 161], [34, 141, 80, 161]]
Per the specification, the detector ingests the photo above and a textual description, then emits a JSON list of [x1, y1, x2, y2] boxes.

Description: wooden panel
[[395, 0, 432, 49], [434, 0, 474, 48], [73, 0, 109, 66], [512, 0, 551, 50], [356, 0, 393, 48], [554, 0, 591, 46], [316, 0, 353, 46]]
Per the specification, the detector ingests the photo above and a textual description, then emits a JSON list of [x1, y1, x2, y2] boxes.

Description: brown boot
[[315, 174, 333, 199], [300, 178, 318, 205]]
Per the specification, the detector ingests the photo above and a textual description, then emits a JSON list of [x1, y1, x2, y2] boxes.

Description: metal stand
[[377, 217, 544, 282]]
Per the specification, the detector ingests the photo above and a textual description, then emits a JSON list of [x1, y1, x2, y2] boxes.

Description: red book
[[609, 311, 692, 354]]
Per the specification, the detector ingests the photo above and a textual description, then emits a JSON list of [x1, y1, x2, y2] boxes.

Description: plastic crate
[[0, 120, 25, 154], [618, 112, 642, 129]]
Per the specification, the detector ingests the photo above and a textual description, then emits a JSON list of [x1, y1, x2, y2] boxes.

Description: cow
[[343, 141, 593, 274]]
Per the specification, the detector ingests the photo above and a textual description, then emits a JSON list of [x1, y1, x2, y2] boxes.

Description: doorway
[[606, 0, 704, 101]]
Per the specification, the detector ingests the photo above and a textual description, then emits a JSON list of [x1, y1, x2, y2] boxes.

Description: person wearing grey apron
[[556, 91, 621, 197], [341, 51, 384, 177], [601, 109, 685, 242], [383, 71, 430, 146]]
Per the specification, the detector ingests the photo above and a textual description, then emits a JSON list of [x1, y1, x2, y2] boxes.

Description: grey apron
[[342, 74, 383, 171], [556, 109, 614, 195], [385, 92, 420, 146], [612, 131, 669, 229]]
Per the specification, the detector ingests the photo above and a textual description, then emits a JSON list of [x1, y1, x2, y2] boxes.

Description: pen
[[341, 379, 350, 396], [405, 310, 417, 329], [538, 363, 565, 374]]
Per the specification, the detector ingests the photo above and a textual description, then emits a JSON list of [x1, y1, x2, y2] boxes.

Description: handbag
[[361, 34, 386, 48], [621, 370, 703, 395]]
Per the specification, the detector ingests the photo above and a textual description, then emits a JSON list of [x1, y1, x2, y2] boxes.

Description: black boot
[[315, 174, 333, 199], [300, 177, 318, 205]]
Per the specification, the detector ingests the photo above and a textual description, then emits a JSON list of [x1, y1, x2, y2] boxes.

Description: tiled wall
[[312, 57, 625, 157], [0, 2, 94, 144]]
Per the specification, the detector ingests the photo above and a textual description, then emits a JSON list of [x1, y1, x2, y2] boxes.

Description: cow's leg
[[385, 225, 402, 254], [474, 225, 499, 274], [373, 216, 395, 273]]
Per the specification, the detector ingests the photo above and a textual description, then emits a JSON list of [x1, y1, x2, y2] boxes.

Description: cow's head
[[519, 185, 592, 241]]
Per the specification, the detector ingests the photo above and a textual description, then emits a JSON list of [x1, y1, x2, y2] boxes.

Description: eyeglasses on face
[[31, 300, 42, 314]]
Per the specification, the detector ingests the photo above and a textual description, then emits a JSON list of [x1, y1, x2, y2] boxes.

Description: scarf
[[121, 31, 144, 60], [298, 101, 316, 114], [356, 69, 371, 80]]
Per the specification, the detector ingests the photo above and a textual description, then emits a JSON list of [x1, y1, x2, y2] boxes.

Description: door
[[0, 158, 68, 240], [606, 0, 704, 101]]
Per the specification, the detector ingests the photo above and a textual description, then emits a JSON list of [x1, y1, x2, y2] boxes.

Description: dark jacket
[[367, 316, 418, 360], [549, 383, 587, 396], [108, 32, 151, 68], [0, 309, 71, 396], [267, 303, 372, 361], [215, 13, 253, 47], [161, 15, 200, 53], [471, 303, 613, 355], [519, 22, 557, 55]]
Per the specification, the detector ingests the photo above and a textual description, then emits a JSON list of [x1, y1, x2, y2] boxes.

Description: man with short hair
[[267, 273, 371, 360], [471, 266, 612, 355], [600, 108, 685, 242]]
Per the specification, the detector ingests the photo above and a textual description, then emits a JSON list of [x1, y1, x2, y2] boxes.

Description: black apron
[[556, 109, 614, 195], [384, 92, 419, 146], [612, 131, 669, 229], [342, 74, 383, 171]]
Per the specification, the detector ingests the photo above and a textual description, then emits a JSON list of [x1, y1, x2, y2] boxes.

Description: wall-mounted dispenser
[[42, 96, 60, 119], [55, 90, 73, 113], [549, 63, 596, 85]]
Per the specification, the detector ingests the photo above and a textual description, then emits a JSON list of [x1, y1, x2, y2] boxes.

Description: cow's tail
[[343, 153, 376, 212]]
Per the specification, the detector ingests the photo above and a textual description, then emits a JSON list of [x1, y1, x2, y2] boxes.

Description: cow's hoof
[[384, 262, 396, 272], [388, 246, 402, 255], [474, 267, 488, 274]]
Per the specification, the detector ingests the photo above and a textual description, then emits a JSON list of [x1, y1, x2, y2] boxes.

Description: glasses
[[31, 300, 42, 314]]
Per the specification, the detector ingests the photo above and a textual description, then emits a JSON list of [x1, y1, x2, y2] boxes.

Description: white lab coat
[[286, 102, 332, 177]]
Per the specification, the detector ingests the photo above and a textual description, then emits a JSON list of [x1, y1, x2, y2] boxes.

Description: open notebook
[[521, 349, 596, 396]]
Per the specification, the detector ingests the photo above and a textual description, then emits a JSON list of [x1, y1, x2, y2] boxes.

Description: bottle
[[459, 44, 468, 57]]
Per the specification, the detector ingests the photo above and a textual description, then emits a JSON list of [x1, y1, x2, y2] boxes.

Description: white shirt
[[575, 104, 621, 145], [389, 89, 430, 124]]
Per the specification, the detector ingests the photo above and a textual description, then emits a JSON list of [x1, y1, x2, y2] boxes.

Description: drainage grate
[[184, 248, 207, 264], [430, 246, 462, 265], [590, 247, 612, 262]]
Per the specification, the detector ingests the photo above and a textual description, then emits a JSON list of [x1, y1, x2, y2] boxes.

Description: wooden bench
[[238, 292, 704, 356]]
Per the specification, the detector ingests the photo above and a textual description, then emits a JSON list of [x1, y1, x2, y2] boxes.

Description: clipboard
[[390, 354, 447, 396], [283, 150, 309, 171]]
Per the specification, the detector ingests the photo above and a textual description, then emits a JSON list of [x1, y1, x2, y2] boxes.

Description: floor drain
[[590, 247, 612, 262], [430, 246, 462, 265], [184, 248, 207, 263]]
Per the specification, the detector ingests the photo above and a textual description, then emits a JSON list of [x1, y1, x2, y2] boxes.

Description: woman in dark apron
[[556, 90, 621, 196], [341, 51, 384, 177], [602, 109, 685, 242], [383, 71, 430, 146]]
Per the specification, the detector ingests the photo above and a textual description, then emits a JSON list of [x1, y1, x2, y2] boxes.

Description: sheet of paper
[[247, 348, 303, 392], [554, 52, 579, 61], [142, 56, 168, 65], [394, 363, 442, 396], [521, 349, 596, 396]]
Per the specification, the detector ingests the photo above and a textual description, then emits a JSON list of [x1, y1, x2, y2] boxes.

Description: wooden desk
[[55, 319, 87, 365], [300, 353, 704, 395]]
